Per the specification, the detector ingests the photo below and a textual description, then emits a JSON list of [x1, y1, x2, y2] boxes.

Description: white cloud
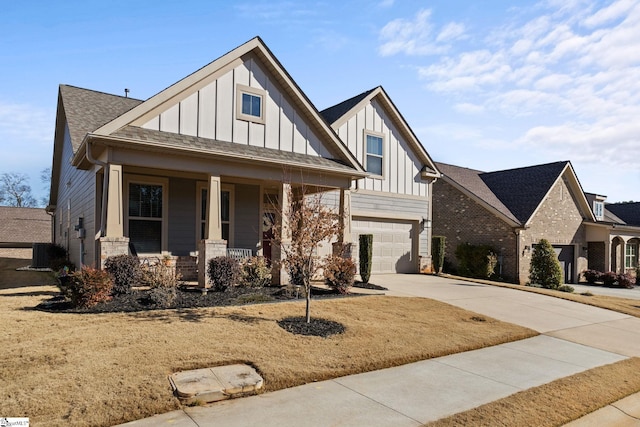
[[378, 9, 464, 56], [378, 0, 394, 8], [0, 101, 52, 143], [454, 102, 485, 114]]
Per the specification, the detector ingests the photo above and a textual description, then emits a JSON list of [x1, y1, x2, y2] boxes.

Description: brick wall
[[519, 177, 587, 283], [432, 180, 518, 282]]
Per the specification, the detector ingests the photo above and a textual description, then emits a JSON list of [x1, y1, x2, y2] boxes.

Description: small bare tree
[[271, 184, 342, 323], [0, 172, 37, 207]]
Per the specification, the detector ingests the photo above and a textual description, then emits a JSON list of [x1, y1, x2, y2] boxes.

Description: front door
[[553, 245, 574, 284], [262, 212, 275, 262]]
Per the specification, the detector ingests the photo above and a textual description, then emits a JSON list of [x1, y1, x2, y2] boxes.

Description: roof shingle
[[0, 207, 51, 245]]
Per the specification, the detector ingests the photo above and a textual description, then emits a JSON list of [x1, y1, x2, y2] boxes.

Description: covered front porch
[[586, 223, 640, 276]]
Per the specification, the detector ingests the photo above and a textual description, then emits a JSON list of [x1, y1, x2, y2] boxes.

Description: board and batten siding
[[141, 53, 333, 159], [335, 99, 428, 198], [55, 123, 97, 267]]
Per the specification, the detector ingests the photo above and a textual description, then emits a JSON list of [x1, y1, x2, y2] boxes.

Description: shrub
[[616, 273, 635, 289], [359, 234, 373, 283], [324, 255, 356, 294], [47, 243, 74, 272], [558, 284, 575, 293], [104, 254, 142, 295], [529, 239, 563, 289], [601, 271, 618, 287], [140, 263, 181, 289], [582, 269, 601, 284], [148, 285, 177, 308], [207, 257, 241, 291], [63, 266, 113, 308], [455, 243, 498, 279], [288, 263, 306, 287], [240, 257, 272, 287], [432, 236, 446, 274]]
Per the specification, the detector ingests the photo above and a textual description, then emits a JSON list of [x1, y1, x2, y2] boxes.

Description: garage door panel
[[352, 217, 417, 274]]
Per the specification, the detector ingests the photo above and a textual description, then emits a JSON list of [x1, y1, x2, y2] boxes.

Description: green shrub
[[207, 256, 241, 291], [148, 285, 177, 308], [288, 264, 306, 287], [64, 266, 113, 308], [358, 234, 373, 283], [47, 243, 75, 272], [529, 239, 563, 289], [104, 254, 142, 294], [558, 284, 575, 293], [455, 243, 498, 279], [432, 236, 446, 274], [240, 256, 272, 287], [324, 255, 356, 294]]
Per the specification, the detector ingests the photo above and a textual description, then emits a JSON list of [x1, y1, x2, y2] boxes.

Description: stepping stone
[[169, 364, 264, 404]]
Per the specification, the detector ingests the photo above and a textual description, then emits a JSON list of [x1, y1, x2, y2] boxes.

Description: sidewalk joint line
[[612, 402, 640, 421]]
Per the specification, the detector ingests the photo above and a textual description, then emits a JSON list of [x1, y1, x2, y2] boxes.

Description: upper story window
[[365, 132, 384, 177], [236, 84, 265, 124], [593, 201, 604, 220]]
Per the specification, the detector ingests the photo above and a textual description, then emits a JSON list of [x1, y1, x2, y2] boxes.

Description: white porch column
[[204, 175, 222, 240], [339, 188, 352, 243], [621, 239, 628, 273], [604, 238, 612, 272], [105, 164, 124, 238]]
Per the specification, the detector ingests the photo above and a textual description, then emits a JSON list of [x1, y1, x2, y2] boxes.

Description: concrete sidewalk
[[116, 274, 640, 426]]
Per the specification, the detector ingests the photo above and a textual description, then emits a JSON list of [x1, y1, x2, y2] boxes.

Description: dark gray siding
[[168, 178, 196, 256], [234, 184, 260, 254]]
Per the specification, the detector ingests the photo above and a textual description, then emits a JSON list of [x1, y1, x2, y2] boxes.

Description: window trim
[[363, 130, 385, 178], [593, 201, 604, 220], [196, 182, 234, 246], [236, 84, 265, 124], [124, 175, 169, 255], [625, 242, 638, 269]]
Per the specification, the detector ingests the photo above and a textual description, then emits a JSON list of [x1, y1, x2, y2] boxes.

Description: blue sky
[[1, 0, 639, 203]]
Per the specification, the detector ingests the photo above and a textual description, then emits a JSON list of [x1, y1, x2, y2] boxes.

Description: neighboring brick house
[[0, 206, 51, 259], [584, 196, 640, 275], [433, 161, 595, 284]]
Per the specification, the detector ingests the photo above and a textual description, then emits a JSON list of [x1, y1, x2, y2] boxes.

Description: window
[[197, 183, 233, 244], [128, 182, 163, 253], [365, 133, 384, 176], [625, 243, 638, 269], [594, 201, 604, 220], [236, 84, 265, 124]]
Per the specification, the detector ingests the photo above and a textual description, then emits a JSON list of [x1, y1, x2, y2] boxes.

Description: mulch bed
[[277, 316, 345, 337], [352, 281, 388, 291], [35, 285, 359, 314]]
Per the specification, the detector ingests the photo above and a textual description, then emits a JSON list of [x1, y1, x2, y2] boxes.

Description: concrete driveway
[[116, 274, 640, 427]]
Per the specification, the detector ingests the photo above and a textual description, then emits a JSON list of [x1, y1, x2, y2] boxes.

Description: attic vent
[[124, 88, 130, 98]]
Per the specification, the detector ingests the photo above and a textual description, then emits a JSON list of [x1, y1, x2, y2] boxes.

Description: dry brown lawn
[[427, 357, 640, 427], [0, 257, 537, 427]]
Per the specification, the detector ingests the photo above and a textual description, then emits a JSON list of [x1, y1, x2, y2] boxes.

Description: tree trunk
[[305, 284, 311, 323]]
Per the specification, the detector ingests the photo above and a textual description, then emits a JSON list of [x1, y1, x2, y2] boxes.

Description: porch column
[[333, 188, 354, 259], [198, 174, 227, 289], [104, 163, 124, 238], [621, 239, 628, 273], [273, 182, 291, 285], [603, 238, 612, 272], [98, 163, 128, 268]]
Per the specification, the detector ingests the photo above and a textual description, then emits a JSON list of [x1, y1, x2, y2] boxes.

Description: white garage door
[[352, 218, 416, 274]]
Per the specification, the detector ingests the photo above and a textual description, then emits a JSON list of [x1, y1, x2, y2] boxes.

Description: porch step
[[169, 364, 264, 404]]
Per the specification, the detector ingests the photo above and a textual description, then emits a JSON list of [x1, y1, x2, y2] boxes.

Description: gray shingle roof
[[436, 161, 570, 225], [480, 161, 569, 224], [60, 85, 142, 152], [436, 162, 520, 224], [0, 207, 51, 245], [607, 202, 640, 227], [111, 126, 358, 174], [320, 88, 377, 124]]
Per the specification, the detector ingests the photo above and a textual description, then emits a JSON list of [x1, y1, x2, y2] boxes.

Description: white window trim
[[124, 175, 169, 255], [363, 130, 385, 179], [625, 243, 638, 269], [236, 84, 265, 124], [594, 201, 604, 220], [196, 182, 235, 246]]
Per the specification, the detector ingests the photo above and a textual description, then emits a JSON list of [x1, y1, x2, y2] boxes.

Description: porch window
[[128, 183, 163, 253], [365, 133, 384, 177], [236, 84, 265, 124], [198, 185, 233, 244], [625, 243, 638, 269]]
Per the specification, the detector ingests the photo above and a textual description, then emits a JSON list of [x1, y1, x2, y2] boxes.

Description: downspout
[[85, 138, 109, 238]]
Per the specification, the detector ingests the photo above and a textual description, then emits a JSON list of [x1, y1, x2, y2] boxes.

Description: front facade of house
[[433, 161, 594, 284], [48, 37, 439, 284]]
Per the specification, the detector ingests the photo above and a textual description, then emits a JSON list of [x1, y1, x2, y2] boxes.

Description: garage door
[[352, 218, 416, 274]]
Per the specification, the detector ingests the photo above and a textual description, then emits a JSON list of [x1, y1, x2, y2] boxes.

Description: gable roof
[[84, 36, 363, 173], [59, 85, 142, 152], [607, 202, 640, 227], [320, 86, 439, 177], [0, 207, 51, 245], [436, 160, 594, 226]]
